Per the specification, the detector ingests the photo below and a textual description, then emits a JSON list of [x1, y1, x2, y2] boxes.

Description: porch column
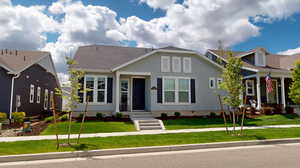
[[281, 76, 286, 108], [256, 75, 262, 109], [115, 71, 120, 114]]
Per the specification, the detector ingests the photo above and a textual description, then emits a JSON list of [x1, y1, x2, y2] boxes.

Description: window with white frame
[[49, 91, 54, 109], [84, 75, 107, 103], [217, 78, 223, 89], [246, 80, 255, 96], [161, 56, 170, 72], [163, 77, 190, 104], [29, 84, 35, 103], [37, 87, 41, 103], [209, 77, 216, 89], [183, 57, 192, 73], [44, 89, 49, 110], [172, 57, 181, 72]]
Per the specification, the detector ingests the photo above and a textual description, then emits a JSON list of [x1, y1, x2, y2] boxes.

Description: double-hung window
[[172, 57, 181, 72], [84, 75, 107, 103], [163, 77, 190, 104], [44, 89, 49, 110], [161, 56, 170, 72], [29, 84, 34, 103], [37, 87, 41, 103], [183, 57, 192, 73], [209, 77, 216, 89], [246, 80, 255, 96]]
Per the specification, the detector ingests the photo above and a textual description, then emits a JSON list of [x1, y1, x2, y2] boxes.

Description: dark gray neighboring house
[[0, 49, 61, 119], [72, 45, 226, 117]]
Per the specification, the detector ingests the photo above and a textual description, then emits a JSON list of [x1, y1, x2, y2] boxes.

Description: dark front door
[[132, 78, 145, 111]]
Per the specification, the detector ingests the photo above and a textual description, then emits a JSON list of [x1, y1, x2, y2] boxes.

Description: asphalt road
[[2, 143, 300, 168]]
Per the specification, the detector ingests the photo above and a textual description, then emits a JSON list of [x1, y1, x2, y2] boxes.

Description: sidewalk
[[1, 124, 300, 142]]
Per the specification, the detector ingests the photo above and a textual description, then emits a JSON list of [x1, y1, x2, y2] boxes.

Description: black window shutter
[[157, 78, 163, 103], [191, 79, 196, 103], [78, 77, 84, 103], [107, 77, 113, 103]]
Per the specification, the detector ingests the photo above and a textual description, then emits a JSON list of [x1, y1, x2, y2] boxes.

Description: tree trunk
[[240, 96, 248, 135], [232, 110, 236, 134], [67, 112, 72, 145], [51, 97, 59, 149], [218, 95, 229, 134], [77, 97, 89, 144]]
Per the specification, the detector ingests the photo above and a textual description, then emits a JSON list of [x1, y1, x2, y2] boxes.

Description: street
[[2, 143, 300, 168]]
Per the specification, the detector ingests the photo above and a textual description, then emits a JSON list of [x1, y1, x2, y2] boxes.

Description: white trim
[[266, 79, 279, 104], [9, 74, 20, 119], [241, 66, 259, 72], [256, 75, 262, 109], [84, 75, 108, 104], [112, 49, 223, 72], [172, 56, 181, 73], [243, 74, 257, 79], [245, 80, 255, 96], [115, 71, 120, 113], [0, 63, 13, 72], [162, 76, 191, 104], [161, 56, 171, 72], [237, 51, 256, 58], [119, 71, 151, 76], [209, 77, 216, 89], [72, 68, 111, 73], [281, 77, 286, 108]]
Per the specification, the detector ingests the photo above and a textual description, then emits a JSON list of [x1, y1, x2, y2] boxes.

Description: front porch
[[243, 72, 295, 111]]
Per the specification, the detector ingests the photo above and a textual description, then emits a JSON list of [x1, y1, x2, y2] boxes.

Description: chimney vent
[[24, 56, 26, 61]]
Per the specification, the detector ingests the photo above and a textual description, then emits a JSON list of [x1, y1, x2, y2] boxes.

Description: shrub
[[161, 113, 168, 118], [0, 112, 7, 123], [96, 112, 103, 120], [44, 116, 54, 123], [174, 112, 181, 117], [59, 114, 69, 121], [209, 112, 217, 118], [115, 112, 123, 119], [12, 112, 26, 124]]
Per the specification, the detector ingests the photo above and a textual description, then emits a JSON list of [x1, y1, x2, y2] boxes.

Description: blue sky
[[2, 0, 300, 81], [10, 0, 300, 53]]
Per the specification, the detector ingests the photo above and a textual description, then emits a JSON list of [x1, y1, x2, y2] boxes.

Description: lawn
[[41, 121, 135, 135], [164, 114, 300, 130], [2, 127, 300, 156]]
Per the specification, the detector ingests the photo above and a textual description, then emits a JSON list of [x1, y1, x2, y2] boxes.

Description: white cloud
[[121, 0, 300, 52], [0, 3, 59, 50], [57, 72, 70, 86], [0, 0, 11, 6], [139, 0, 176, 9], [278, 46, 300, 55]]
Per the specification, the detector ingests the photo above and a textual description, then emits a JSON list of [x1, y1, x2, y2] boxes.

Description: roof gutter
[[9, 73, 20, 120]]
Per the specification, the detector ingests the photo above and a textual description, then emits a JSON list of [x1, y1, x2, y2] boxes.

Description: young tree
[[289, 60, 300, 106], [220, 52, 243, 134], [56, 57, 85, 145]]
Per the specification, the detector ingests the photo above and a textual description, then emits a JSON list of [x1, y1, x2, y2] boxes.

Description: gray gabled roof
[[0, 49, 49, 73], [73, 45, 194, 71]]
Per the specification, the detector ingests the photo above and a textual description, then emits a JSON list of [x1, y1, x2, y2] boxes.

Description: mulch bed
[[0, 121, 49, 137]]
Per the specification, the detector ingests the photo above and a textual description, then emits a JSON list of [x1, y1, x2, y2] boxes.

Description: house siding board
[[0, 67, 12, 115], [119, 52, 225, 111], [13, 64, 61, 117]]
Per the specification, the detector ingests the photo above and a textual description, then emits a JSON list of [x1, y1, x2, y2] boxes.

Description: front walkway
[[1, 124, 300, 142]]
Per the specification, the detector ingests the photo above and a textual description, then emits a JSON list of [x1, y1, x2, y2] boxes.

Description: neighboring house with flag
[[206, 48, 300, 110]]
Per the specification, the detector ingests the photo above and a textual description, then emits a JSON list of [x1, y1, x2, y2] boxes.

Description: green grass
[[41, 121, 135, 135], [164, 114, 300, 130], [2, 127, 300, 156]]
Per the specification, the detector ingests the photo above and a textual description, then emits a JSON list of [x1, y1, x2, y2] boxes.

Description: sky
[[1, 0, 300, 83]]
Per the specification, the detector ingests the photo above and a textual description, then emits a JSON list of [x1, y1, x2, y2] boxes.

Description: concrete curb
[[1, 137, 300, 163]]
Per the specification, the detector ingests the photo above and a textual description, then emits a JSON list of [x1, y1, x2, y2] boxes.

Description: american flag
[[265, 74, 273, 93]]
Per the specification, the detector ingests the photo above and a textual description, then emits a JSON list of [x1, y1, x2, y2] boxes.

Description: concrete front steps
[[130, 112, 165, 131]]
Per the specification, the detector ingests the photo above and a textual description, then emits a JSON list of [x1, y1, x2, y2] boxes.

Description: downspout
[[9, 73, 20, 120]]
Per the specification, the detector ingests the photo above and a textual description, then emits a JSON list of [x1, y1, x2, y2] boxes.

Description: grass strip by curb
[[1, 127, 300, 156]]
